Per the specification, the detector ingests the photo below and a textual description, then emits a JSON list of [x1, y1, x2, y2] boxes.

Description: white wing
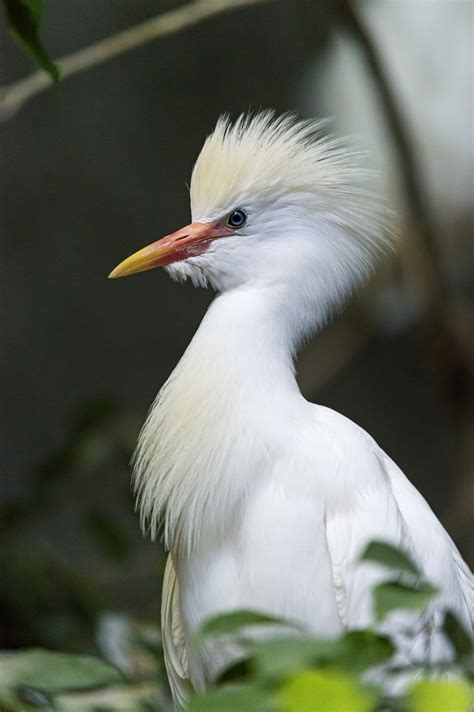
[[321, 408, 472, 663], [378, 449, 472, 632], [161, 555, 193, 709]]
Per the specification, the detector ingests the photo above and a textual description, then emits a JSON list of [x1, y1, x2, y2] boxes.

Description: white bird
[[109, 112, 472, 707]]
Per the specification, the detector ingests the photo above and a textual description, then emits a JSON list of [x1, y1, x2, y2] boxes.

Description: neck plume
[[132, 286, 306, 555], [132, 244, 375, 556]]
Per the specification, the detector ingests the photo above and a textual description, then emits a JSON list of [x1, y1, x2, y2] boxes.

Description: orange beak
[[108, 221, 233, 279]]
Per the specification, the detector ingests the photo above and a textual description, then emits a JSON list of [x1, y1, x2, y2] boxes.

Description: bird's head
[[110, 111, 390, 307]]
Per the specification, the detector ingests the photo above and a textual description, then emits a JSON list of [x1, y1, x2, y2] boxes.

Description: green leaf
[[373, 580, 438, 619], [442, 611, 473, 659], [252, 631, 393, 681], [187, 683, 274, 712], [218, 658, 252, 684], [55, 682, 165, 712], [199, 609, 288, 639], [21, 0, 41, 20], [338, 630, 394, 673], [0, 649, 123, 693], [2, 0, 59, 83], [253, 638, 342, 681], [407, 678, 472, 712], [360, 540, 420, 577], [279, 668, 376, 712]]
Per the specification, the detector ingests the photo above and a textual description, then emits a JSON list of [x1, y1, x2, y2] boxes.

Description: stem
[[0, 0, 269, 122]]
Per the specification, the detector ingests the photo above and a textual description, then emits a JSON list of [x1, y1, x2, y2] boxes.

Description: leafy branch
[[0, 0, 270, 122], [1, 0, 59, 83]]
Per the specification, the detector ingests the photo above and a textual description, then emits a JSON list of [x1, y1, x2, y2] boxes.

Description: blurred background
[[1, 0, 472, 661]]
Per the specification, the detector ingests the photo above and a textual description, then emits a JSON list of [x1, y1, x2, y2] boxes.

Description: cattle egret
[[109, 112, 472, 706]]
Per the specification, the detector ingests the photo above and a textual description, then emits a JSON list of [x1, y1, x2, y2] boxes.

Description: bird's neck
[[134, 285, 317, 555], [196, 285, 300, 382], [199, 274, 331, 360]]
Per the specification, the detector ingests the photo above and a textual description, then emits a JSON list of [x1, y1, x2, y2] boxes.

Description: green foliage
[[442, 611, 473, 661], [361, 539, 440, 621], [0, 542, 471, 711], [0, 650, 123, 710], [199, 609, 288, 639], [1, 0, 59, 82], [251, 630, 394, 681], [187, 684, 273, 712], [407, 678, 472, 712], [0, 397, 143, 651], [0, 618, 167, 711], [360, 540, 421, 577], [279, 668, 376, 712], [0, 649, 123, 691], [373, 581, 438, 620]]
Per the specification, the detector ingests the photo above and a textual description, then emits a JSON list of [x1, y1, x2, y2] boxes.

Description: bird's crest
[[191, 111, 384, 229]]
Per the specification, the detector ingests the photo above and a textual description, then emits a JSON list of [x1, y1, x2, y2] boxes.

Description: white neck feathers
[[133, 287, 301, 555], [132, 237, 379, 555]]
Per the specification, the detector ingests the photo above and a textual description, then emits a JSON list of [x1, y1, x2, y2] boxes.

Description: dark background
[[1, 0, 472, 652]]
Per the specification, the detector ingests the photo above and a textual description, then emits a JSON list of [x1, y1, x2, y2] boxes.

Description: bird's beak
[[108, 221, 233, 279]]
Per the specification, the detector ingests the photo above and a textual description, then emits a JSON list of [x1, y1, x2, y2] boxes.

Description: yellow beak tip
[[108, 262, 131, 279]]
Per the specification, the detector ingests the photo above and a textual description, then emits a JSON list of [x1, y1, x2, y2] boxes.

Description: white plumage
[[110, 112, 472, 707]]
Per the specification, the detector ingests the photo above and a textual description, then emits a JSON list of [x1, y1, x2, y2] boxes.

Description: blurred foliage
[[278, 668, 375, 712], [360, 541, 441, 620], [0, 543, 471, 711], [1, 0, 59, 81], [1, 398, 139, 531], [0, 398, 143, 650], [406, 679, 472, 712]]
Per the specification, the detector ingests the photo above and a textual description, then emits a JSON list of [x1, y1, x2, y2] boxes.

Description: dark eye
[[226, 209, 247, 229]]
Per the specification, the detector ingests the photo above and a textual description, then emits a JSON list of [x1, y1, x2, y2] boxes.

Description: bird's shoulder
[[308, 402, 379, 450], [287, 403, 390, 496], [298, 402, 460, 552]]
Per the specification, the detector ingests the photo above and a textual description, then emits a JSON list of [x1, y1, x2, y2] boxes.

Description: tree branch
[[0, 0, 269, 122]]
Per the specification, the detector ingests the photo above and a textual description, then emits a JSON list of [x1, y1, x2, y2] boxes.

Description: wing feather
[[161, 555, 193, 709], [322, 428, 472, 668]]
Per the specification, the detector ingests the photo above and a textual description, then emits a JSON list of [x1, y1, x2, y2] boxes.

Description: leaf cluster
[[0, 541, 471, 711]]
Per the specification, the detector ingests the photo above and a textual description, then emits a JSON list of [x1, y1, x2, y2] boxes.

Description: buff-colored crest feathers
[[191, 111, 380, 221]]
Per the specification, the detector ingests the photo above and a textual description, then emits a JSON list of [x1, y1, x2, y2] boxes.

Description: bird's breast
[[175, 473, 344, 681]]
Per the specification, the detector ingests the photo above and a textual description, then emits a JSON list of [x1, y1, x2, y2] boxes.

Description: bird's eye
[[226, 209, 247, 229]]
